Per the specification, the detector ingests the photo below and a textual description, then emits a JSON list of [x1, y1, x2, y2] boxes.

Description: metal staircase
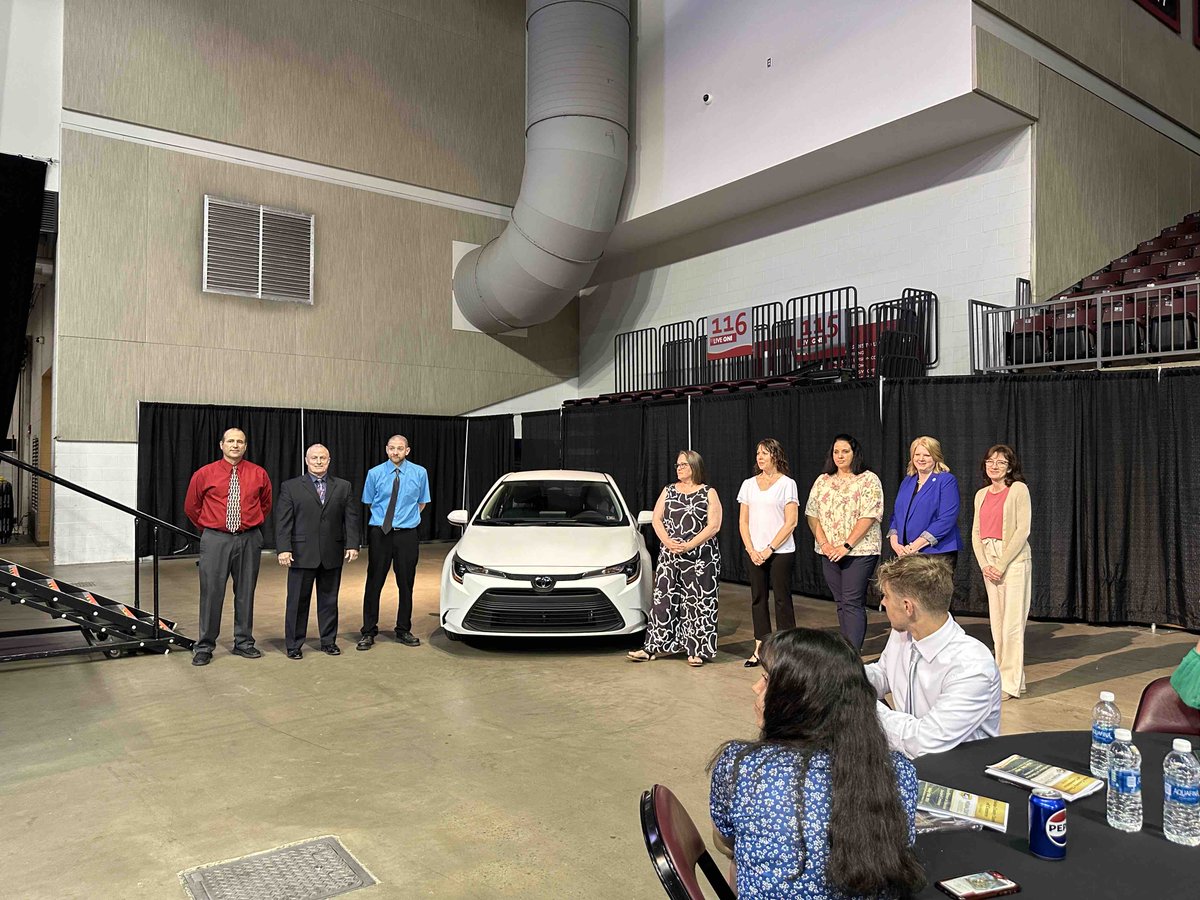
[[2, 559, 193, 661], [0, 449, 199, 663]]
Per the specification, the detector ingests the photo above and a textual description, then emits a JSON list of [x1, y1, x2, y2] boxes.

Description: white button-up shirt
[[864, 615, 1001, 759]]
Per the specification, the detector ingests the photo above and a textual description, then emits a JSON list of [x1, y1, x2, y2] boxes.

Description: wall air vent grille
[[203, 196, 314, 304]]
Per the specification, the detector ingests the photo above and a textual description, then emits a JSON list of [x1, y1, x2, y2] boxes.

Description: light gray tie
[[906, 643, 921, 715]]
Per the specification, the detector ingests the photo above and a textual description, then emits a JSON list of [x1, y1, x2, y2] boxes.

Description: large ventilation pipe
[[452, 0, 630, 333]]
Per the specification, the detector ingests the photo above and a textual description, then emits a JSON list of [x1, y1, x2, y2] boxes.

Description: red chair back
[[1133, 676, 1200, 736], [639, 784, 737, 900]]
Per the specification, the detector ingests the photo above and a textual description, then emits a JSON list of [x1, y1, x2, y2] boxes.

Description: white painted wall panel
[[582, 129, 1032, 393]]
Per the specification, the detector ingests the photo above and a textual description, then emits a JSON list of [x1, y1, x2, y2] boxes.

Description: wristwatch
[[843, 542, 853, 550]]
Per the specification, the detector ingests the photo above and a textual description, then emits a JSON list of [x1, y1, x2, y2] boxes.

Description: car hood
[[455, 524, 639, 572]]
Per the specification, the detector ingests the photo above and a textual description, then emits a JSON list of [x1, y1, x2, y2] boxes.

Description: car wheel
[[443, 627, 463, 642]]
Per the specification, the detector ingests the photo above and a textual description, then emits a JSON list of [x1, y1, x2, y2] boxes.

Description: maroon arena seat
[[1082, 271, 1123, 290], [1007, 311, 1050, 365], [1151, 247, 1194, 265], [1177, 232, 1200, 249], [1122, 264, 1169, 285], [1112, 252, 1151, 271], [1162, 257, 1200, 282], [1132, 677, 1200, 737], [1050, 300, 1097, 360], [1147, 294, 1199, 352], [640, 784, 737, 900], [1100, 297, 1147, 356], [1137, 236, 1176, 254]]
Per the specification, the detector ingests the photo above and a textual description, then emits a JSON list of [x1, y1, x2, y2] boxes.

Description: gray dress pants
[[196, 527, 263, 652]]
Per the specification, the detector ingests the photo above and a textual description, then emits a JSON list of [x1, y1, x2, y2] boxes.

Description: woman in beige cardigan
[[972, 444, 1032, 700]]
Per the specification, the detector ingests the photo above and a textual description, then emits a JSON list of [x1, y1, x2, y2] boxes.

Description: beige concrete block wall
[[62, 0, 526, 204], [974, 26, 1200, 299], [56, 130, 577, 442], [977, 0, 1200, 135]]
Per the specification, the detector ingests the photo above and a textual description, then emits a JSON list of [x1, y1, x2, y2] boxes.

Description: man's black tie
[[381, 469, 400, 534]]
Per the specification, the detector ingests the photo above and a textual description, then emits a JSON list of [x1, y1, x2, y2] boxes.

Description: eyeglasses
[[985, 459, 1008, 467], [675, 463, 690, 468]]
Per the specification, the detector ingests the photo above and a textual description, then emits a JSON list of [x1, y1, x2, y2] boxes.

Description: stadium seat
[[1176, 232, 1200, 249], [1100, 297, 1147, 357], [1148, 294, 1199, 352], [1005, 311, 1048, 366], [1137, 236, 1176, 254], [1082, 271, 1123, 290], [1121, 264, 1169, 286], [1051, 300, 1097, 360], [1151, 247, 1194, 266], [1111, 252, 1151, 272], [1162, 257, 1200, 283]]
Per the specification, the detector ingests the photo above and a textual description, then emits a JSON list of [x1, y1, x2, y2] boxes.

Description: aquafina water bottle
[[1106, 728, 1142, 833], [1163, 738, 1200, 846], [1090, 690, 1121, 777]]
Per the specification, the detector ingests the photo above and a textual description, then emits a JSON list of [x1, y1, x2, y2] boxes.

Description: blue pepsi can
[[1029, 787, 1067, 859]]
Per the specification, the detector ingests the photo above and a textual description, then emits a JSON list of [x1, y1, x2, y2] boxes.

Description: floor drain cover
[[181, 836, 376, 900]]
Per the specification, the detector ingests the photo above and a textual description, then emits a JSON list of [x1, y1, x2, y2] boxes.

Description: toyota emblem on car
[[533, 575, 555, 592]]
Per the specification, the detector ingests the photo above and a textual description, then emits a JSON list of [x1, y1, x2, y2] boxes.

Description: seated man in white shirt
[[864, 554, 1001, 759]]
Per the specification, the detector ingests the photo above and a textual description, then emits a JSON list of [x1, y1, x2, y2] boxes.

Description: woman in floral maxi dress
[[628, 450, 722, 666]]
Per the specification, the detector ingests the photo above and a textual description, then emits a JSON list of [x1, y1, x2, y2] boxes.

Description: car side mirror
[[448, 509, 469, 527], [637, 510, 653, 527]]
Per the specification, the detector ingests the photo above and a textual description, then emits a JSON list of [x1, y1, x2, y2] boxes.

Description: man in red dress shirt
[[184, 427, 273, 666]]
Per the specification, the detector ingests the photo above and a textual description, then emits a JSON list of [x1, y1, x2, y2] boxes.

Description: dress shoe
[[356, 634, 374, 651], [395, 630, 421, 647], [231, 645, 263, 659], [286, 648, 303, 660], [321, 644, 341, 656], [743, 656, 761, 668], [191, 651, 212, 667]]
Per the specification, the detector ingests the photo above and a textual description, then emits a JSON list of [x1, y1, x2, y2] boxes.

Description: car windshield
[[476, 480, 627, 526]]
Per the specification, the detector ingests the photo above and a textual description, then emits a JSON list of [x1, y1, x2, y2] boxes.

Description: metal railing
[[969, 278, 1200, 373], [611, 286, 942, 393], [0, 450, 198, 644]]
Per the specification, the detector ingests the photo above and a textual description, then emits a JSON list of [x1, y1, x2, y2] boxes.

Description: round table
[[914, 730, 1197, 897]]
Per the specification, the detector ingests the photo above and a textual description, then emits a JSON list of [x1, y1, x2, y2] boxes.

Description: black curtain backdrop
[[466, 415, 515, 512], [304, 409, 467, 542], [562, 404, 644, 519], [0, 154, 46, 432], [137, 403, 303, 555], [882, 371, 1199, 628], [692, 382, 882, 597], [519, 409, 562, 470]]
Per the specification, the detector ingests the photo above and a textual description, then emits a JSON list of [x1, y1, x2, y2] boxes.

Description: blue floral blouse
[[710, 742, 918, 900]]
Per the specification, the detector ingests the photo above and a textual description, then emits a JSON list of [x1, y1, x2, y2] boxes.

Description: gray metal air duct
[[452, 0, 630, 333]]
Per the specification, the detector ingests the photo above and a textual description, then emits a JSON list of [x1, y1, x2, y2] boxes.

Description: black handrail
[[0, 450, 195, 542], [0, 450, 199, 632]]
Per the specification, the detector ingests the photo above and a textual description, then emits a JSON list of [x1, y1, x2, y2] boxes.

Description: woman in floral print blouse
[[804, 434, 884, 651]]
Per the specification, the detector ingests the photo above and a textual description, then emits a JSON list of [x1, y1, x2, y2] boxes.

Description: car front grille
[[463, 588, 625, 633]]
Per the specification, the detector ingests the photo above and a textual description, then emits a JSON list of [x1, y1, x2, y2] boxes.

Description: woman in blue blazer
[[887, 435, 961, 569]]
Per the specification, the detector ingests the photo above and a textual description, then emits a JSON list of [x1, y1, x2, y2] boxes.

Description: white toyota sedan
[[439, 470, 653, 640]]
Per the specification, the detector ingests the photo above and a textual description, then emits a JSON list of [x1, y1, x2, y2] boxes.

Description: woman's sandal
[[687, 656, 704, 667], [627, 649, 657, 661], [743, 655, 760, 668]]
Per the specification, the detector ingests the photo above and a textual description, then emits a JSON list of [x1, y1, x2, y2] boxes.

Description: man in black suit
[[276, 444, 360, 659]]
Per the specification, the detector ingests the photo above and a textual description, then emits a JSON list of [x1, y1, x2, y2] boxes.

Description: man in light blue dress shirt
[[357, 434, 430, 650]]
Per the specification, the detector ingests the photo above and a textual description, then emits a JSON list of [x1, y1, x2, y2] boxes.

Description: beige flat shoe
[[687, 656, 704, 667], [627, 649, 657, 662]]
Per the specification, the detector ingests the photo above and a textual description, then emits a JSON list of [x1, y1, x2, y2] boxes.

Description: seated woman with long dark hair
[[709, 629, 925, 899]]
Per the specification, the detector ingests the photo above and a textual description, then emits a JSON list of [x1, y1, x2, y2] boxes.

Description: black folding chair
[[639, 784, 737, 900]]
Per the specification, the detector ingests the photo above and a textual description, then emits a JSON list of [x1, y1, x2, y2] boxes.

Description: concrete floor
[[0, 541, 1195, 898]]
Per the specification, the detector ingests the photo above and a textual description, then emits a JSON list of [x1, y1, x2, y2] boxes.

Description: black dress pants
[[747, 551, 795, 640], [196, 527, 262, 653], [822, 554, 878, 651], [285, 564, 342, 650], [361, 525, 419, 635]]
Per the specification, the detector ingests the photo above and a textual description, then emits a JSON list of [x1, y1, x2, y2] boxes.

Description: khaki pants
[[981, 537, 1031, 697]]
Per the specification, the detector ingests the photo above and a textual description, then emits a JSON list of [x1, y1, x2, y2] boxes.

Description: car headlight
[[451, 555, 504, 584], [582, 554, 640, 584]]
